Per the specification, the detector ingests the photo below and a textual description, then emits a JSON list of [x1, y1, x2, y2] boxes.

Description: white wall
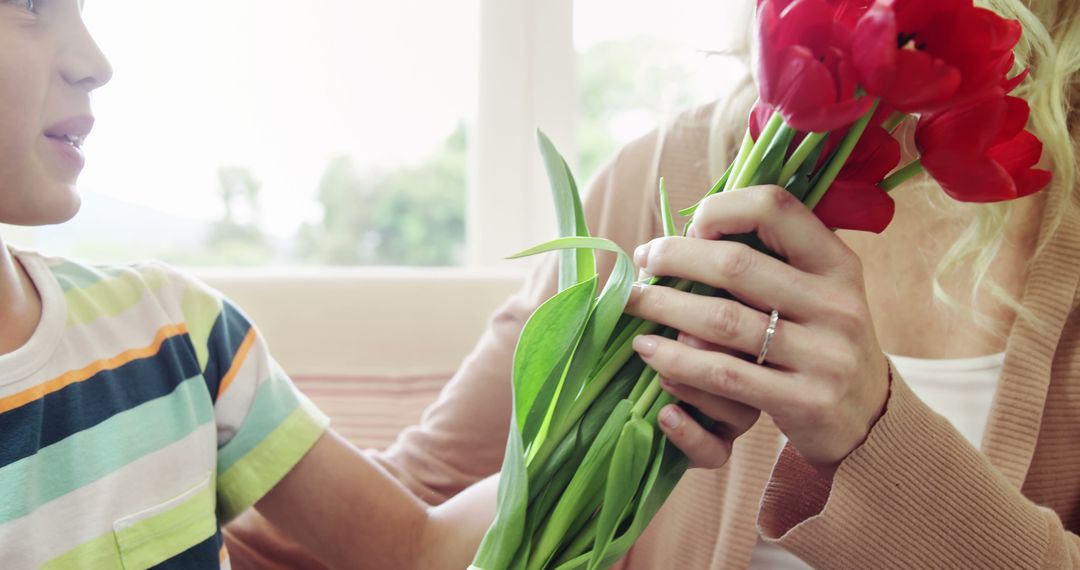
[[199, 268, 527, 377]]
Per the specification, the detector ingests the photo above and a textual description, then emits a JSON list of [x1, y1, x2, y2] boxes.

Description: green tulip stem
[[631, 372, 663, 417], [882, 111, 910, 134], [644, 391, 677, 425], [627, 365, 657, 404], [733, 112, 785, 189], [879, 159, 924, 192], [723, 131, 755, 192], [778, 131, 828, 184], [804, 99, 881, 210]]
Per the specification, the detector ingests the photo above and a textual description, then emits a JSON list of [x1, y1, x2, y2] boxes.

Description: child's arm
[[253, 429, 497, 569]]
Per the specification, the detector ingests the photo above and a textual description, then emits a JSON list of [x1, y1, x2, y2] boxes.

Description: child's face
[[0, 0, 111, 226]]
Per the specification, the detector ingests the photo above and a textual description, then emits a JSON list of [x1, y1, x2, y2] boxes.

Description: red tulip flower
[[757, 0, 874, 132], [852, 0, 1022, 113], [759, 0, 873, 26], [916, 93, 1052, 202], [814, 124, 900, 232]]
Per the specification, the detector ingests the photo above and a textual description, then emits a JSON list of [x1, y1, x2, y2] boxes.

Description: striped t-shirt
[[0, 249, 329, 569]]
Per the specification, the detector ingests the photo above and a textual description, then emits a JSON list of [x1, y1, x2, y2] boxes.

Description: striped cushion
[[291, 374, 450, 450]]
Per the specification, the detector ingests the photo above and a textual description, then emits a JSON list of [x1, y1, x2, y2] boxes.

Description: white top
[[747, 351, 1005, 569]]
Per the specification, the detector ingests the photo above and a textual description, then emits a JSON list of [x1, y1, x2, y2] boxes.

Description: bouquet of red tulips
[[471, 1, 1051, 569]]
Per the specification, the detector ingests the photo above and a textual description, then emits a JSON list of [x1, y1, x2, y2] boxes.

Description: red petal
[[1001, 66, 1029, 93], [980, 8, 1022, 53], [916, 95, 1007, 157], [759, 0, 837, 105], [832, 0, 872, 28], [774, 46, 836, 110], [757, 1, 784, 104], [987, 129, 1043, 178], [868, 50, 963, 112], [992, 97, 1030, 147], [782, 95, 875, 133], [1014, 169, 1053, 198], [749, 99, 774, 141], [769, 45, 874, 132], [813, 180, 896, 233], [922, 153, 1018, 202], [838, 126, 902, 182]]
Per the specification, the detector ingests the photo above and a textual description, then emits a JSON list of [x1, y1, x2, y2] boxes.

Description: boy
[[0, 1, 494, 568]]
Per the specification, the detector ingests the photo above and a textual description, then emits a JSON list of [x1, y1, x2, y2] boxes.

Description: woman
[[229, 0, 1080, 567]]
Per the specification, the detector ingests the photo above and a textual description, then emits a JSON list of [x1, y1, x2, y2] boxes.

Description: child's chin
[[8, 190, 82, 226], [46, 193, 82, 225]]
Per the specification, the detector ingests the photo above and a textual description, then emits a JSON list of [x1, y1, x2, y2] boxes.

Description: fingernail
[[659, 406, 683, 430], [634, 242, 651, 267], [632, 335, 657, 357], [629, 282, 647, 303]]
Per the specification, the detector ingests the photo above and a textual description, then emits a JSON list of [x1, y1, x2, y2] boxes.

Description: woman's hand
[[625, 185, 891, 475]]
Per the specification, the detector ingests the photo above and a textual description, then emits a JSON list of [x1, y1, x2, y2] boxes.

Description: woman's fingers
[[688, 185, 859, 278], [633, 334, 796, 413], [657, 404, 733, 470], [659, 376, 761, 438], [627, 284, 813, 368], [634, 237, 829, 322]]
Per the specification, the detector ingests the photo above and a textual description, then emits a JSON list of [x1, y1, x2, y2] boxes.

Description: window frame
[[469, 0, 577, 268]]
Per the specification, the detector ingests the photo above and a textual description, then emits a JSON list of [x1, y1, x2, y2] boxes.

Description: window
[[36, 1, 478, 267], [574, 0, 749, 184], [17, 0, 743, 269]]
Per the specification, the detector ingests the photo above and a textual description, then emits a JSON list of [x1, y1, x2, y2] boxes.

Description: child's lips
[[42, 115, 94, 175], [44, 134, 86, 174], [43, 115, 95, 142]]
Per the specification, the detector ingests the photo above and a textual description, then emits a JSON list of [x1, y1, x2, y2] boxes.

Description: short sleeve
[[179, 276, 329, 523]]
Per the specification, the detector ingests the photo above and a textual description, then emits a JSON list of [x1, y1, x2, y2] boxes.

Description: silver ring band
[[756, 310, 780, 365]]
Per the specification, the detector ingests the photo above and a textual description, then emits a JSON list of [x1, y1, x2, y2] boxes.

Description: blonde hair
[[702, 0, 1080, 333]]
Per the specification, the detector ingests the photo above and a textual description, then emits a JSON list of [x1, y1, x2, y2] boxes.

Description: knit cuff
[[756, 360, 1049, 568]]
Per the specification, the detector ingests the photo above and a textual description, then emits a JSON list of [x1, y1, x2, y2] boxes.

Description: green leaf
[[577, 358, 644, 443], [547, 249, 635, 444], [471, 413, 530, 569], [658, 179, 677, 237], [524, 426, 583, 542], [549, 437, 690, 570], [538, 130, 595, 291], [528, 357, 641, 500], [514, 277, 598, 448], [589, 418, 654, 569], [506, 235, 632, 460], [508, 236, 626, 260], [553, 515, 600, 567], [526, 400, 634, 570]]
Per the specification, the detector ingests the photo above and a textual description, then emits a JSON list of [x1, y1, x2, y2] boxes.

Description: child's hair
[[697, 0, 1080, 334]]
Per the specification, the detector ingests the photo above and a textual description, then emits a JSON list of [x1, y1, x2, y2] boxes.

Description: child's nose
[[60, 19, 114, 92]]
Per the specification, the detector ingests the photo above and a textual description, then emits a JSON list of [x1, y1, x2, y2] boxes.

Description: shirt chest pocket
[[112, 472, 218, 570]]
